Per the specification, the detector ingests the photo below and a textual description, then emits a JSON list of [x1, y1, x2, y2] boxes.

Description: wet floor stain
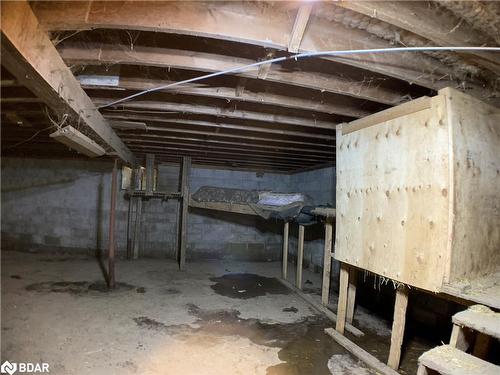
[[133, 302, 345, 375], [10, 275, 22, 279], [282, 307, 298, 313], [161, 287, 181, 295], [209, 273, 290, 299], [25, 281, 141, 295]]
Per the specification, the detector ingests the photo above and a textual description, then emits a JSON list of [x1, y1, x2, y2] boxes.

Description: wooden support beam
[[325, 328, 399, 375], [346, 268, 358, 325], [95, 99, 337, 130], [336, 262, 349, 334], [296, 225, 305, 289], [335, 1, 500, 76], [279, 278, 364, 337], [179, 156, 191, 271], [107, 159, 118, 289], [387, 286, 409, 370], [34, 1, 477, 97], [60, 44, 404, 106], [145, 153, 154, 196], [321, 220, 333, 305], [105, 113, 337, 140], [0, 1, 134, 164], [81, 75, 370, 118], [132, 197, 142, 260], [282, 221, 289, 280], [288, 4, 313, 53]]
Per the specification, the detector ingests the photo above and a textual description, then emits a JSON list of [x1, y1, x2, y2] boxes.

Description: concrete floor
[[1, 251, 426, 374]]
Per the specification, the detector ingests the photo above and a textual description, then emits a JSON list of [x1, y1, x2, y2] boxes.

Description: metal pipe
[[108, 158, 118, 288]]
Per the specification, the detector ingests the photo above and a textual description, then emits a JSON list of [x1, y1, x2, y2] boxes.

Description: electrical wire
[[4, 125, 55, 150], [97, 46, 500, 109]]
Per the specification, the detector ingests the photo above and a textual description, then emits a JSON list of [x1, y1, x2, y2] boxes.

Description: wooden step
[[418, 345, 500, 375], [453, 305, 500, 339]]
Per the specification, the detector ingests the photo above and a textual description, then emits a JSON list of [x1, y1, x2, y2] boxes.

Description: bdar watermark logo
[[1, 361, 17, 375], [1, 361, 49, 374]]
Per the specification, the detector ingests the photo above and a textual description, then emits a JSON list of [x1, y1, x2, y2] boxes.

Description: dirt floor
[[1, 251, 431, 374]]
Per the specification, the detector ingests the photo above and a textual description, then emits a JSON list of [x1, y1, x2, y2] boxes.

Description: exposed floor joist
[[0, 1, 135, 165]]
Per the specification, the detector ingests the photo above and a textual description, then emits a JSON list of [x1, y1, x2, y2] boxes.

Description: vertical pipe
[[179, 156, 191, 270], [108, 158, 118, 289]]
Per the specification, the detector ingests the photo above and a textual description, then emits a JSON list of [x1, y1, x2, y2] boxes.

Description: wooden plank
[[179, 156, 191, 271], [189, 198, 257, 216], [441, 88, 500, 285], [321, 221, 333, 305], [278, 278, 364, 337], [105, 113, 336, 140], [296, 225, 305, 289], [0, 1, 134, 164], [325, 328, 398, 375], [441, 271, 500, 310], [336, 262, 349, 334], [452, 305, 500, 340], [335, 95, 450, 292], [336, 1, 500, 76], [81, 75, 370, 118], [282, 221, 289, 280], [342, 96, 431, 135], [60, 44, 404, 106], [387, 287, 409, 370], [346, 268, 358, 324], [34, 1, 480, 97], [310, 207, 336, 218], [449, 325, 469, 351], [288, 4, 313, 53], [418, 345, 500, 375]]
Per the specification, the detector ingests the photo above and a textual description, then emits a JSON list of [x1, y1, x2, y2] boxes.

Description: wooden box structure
[[335, 88, 500, 293]]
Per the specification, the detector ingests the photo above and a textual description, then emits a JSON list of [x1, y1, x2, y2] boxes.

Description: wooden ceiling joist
[[104, 114, 335, 141], [33, 1, 488, 97], [92, 98, 337, 130], [336, 1, 500, 76], [79, 75, 372, 118], [0, 1, 135, 164], [59, 44, 405, 105]]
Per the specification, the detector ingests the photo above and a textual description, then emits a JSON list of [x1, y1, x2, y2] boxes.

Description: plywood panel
[[335, 97, 450, 291], [443, 88, 500, 283]]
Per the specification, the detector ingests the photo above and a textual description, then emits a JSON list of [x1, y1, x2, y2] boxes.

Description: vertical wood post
[[107, 159, 118, 289], [388, 286, 409, 369], [336, 262, 349, 334], [346, 268, 358, 324], [296, 224, 305, 289], [321, 220, 333, 305], [179, 156, 191, 270], [132, 197, 142, 259], [282, 221, 289, 279], [145, 153, 154, 196], [126, 195, 133, 259]]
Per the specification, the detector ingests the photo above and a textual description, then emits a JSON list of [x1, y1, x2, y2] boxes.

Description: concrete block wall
[[1, 158, 335, 273]]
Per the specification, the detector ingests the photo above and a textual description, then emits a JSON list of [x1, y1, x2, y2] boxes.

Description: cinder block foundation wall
[[1, 158, 335, 272]]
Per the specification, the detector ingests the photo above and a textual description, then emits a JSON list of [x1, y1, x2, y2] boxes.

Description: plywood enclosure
[[335, 88, 500, 292]]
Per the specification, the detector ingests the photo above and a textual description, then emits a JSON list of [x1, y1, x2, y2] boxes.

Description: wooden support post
[[145, 153, 154, 196], [346, 268, 358, 324], [107, 159, 118, 289], [179, 156, 191, 270], [296, 225, 305, 289], [321, 220, 333, 305], [126, 196, 133, 259], [282, 221, 289, 280], [132, 198, 142, 260], [387, 286, 409, 370], [449, 324, 469, 351], [473, 333, 492, 359], [336, 262, 349, 334]]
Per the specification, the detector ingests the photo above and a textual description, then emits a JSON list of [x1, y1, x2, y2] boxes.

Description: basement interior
[[1, 1, 500, 375]]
